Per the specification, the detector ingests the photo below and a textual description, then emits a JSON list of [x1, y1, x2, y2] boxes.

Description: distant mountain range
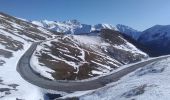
[[31, 20, 142, 39], [31, 20, 116, 34], [31, 20, 170, 57]]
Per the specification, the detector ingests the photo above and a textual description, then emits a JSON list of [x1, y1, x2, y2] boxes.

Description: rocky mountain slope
[[31, 29, 148, 80], [0, 12, 60, 100], [0, 12, 60, 68], [138, 25, 170, 56]]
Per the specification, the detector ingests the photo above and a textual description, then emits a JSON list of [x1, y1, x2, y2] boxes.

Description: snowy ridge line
[[17, 40, 170, 92]]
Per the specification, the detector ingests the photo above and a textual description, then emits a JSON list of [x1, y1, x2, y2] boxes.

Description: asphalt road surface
[[17, 42, 170, 92]]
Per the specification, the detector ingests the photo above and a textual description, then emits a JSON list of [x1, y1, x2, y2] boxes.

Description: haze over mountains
[[0, 12, 170, 99]]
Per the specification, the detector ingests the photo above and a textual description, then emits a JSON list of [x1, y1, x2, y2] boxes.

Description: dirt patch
[[0, 34, 23, 51], [0, 88, 11, 92], [8, 84, 19, 89], [0, 49, 13, 58], [0, 77, 19, 99]]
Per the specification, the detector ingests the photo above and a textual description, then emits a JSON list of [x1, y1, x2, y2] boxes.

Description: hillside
[[0, 12, 59, 99], [30, 29, 148, 80], [138, 25, 170, 56], [66, 57, 170, 100]]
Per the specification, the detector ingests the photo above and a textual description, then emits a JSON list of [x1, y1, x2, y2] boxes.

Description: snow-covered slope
[[0, 42, 44, 100], [60, 57, 170, 100], [138, 25, 170, 56], [31, 20, 116, 34], [0, 12, 59, 99], [116, 24, 141, 40], [31, 29, 148, 80]]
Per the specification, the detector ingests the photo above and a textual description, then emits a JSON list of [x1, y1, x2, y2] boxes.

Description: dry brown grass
[[37, 37, 120, 80]]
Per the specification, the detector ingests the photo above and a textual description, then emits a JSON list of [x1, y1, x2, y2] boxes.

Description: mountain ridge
[[138, 24, 170, 56]]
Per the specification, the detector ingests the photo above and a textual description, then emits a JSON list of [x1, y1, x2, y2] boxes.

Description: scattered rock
[[8, 84, 19, 89], [5, 91, 11, 95], [45, 93, 62, 100], [122, 84, 146, 98], [0, 88, 11, 92], [16, 98, 23, 100], [0, 60, 5, 66], [0, 49, 13, 58]]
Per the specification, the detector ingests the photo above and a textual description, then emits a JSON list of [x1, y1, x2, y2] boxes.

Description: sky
[[0, 0, 170, 31]]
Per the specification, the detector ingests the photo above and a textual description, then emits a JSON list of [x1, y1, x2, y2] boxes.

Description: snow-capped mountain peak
[[63, 19, 81, 25], [92, 23, 116, 31], [31, 20, 144, 41], [31, 20, 44, 27], [116, 24, 141, 40], [31, 20, 116, 34]]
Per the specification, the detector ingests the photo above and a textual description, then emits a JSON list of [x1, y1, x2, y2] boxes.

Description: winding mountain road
[[17, 42, 170, 92]]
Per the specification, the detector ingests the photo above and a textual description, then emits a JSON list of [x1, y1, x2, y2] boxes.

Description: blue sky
[[0, 0, 170, 31]]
